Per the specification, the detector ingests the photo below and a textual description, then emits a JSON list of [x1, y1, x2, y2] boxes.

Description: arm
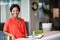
[[3, 21, 15, 40], [3, 31, 15, 40], [3, 30, 13, 36]]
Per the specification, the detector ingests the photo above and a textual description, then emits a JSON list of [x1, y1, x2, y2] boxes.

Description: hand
[[3, 32, 15, 40], [11, 35, 15, 40], [10, 34, 15, 40]]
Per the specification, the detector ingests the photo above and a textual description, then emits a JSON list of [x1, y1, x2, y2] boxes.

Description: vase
[[42, 23, 52, 33]]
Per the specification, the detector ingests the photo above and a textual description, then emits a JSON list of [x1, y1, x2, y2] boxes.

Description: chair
[[7, 36, 11, 40], [0, 31, 7, 40], [33, 30, 43, 35]]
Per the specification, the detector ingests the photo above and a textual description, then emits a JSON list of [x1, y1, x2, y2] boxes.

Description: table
[[42, 31, 60, 37], [15, 31, 60, 40]]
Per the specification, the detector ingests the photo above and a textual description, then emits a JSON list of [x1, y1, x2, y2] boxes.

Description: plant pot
[[42, 23, 52, 33]]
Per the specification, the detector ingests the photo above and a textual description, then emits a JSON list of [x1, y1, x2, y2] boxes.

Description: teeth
[[14, 14, 16, 15], [13, 14, 16, 16]]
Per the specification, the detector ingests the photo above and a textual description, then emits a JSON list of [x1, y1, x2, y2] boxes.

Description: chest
[[9, 21, 23, 29]]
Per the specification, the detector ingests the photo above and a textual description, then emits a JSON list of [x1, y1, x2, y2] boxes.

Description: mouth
[[12, 13, 18, 17]]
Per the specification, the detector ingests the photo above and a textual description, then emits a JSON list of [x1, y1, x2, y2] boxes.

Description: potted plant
[[43, 8, 52, 17], [42, 23, 52, 33], [42, 7, 52, 33]]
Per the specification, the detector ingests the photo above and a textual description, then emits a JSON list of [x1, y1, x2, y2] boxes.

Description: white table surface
[[15, 31, 60, 40]]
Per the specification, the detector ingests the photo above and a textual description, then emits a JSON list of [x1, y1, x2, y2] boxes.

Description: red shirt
[[4, 17, 27, 39]]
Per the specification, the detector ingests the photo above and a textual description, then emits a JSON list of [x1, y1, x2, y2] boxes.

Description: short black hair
[[10, 4, 20, 12]]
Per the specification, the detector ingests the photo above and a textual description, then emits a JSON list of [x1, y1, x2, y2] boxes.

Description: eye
[[16, 10, 19, 12], [12, 10, 15, 12]]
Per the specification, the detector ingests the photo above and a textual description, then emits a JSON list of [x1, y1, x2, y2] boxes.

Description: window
[[0, 0, 21, 23]]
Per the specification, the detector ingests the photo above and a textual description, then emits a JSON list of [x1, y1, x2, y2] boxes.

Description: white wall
[[21, 0, 30, 22]]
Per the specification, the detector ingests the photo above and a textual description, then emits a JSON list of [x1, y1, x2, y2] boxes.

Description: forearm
[[24, 33, 27, 38], [3, 31, 15, 40], [3, 31, 13, 37]]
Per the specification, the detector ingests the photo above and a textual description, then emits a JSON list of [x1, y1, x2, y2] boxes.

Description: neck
[[12, 16, 19, 20]]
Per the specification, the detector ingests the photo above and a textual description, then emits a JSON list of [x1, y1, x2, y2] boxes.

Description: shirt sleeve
[[3, 20, 9, 32]]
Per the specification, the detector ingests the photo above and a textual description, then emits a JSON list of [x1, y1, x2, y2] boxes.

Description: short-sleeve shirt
[[4, 17, 27, 39]]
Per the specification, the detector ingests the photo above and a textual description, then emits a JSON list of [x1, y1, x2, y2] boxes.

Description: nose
[[15, 11, 18, 14]]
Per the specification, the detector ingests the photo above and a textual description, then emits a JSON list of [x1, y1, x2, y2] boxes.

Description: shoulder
[[19, 18, 25, 22], [5, 18, 13, 23], [19, 18, 24, 21]]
